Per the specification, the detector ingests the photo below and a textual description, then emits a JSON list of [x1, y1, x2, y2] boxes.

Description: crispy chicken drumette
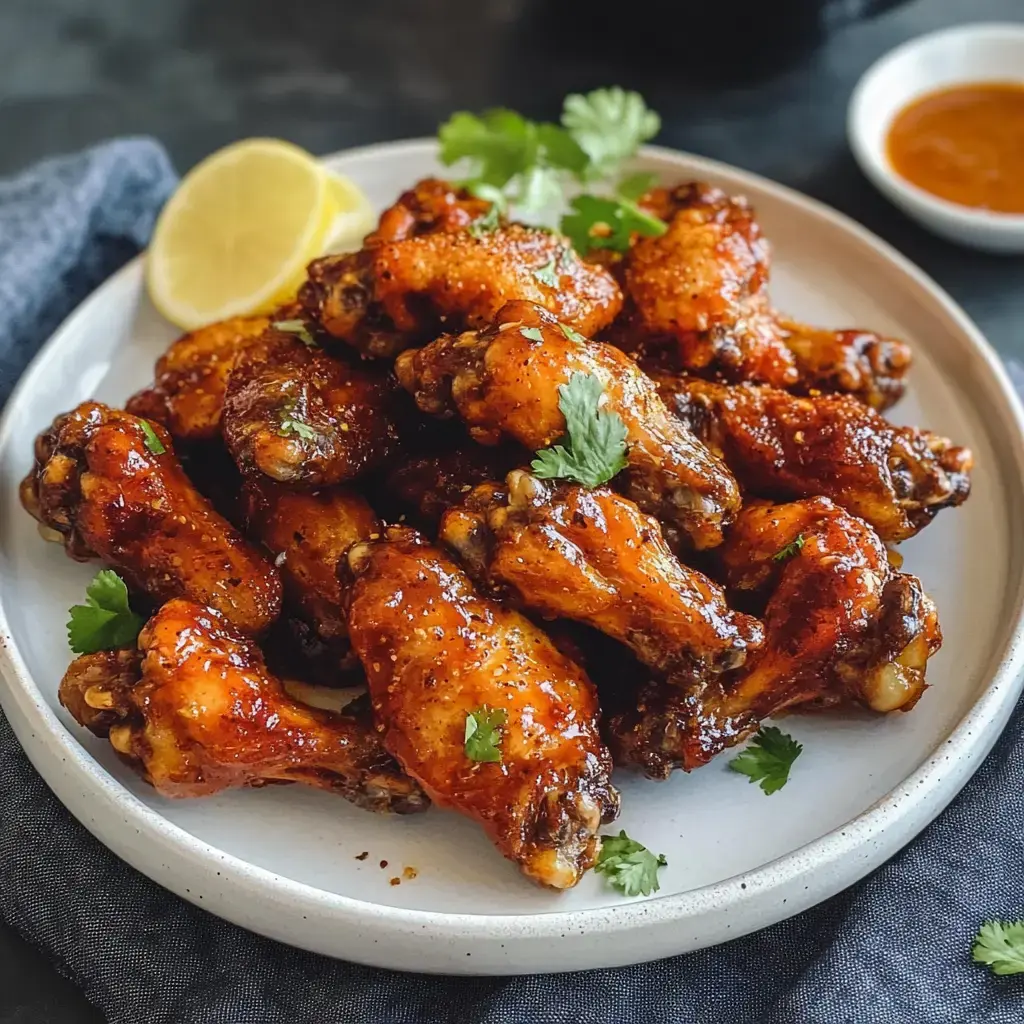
[[656, 375, 972, 542], [440, 471, 763, 678], [300, 179, 623, 358], [607, 182, 912, 409], [344, 526, 619, 889], [59, 599, 427, 812], [20, 402, 281, 633], [609, 497, 941, 777], [222, 327, 399, 488], [395, 300, 740, 549]]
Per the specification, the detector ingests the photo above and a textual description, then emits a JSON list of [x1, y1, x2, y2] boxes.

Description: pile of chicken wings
[[21, 178, 973, 890]]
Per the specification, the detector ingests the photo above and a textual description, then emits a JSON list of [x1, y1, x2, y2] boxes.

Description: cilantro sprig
[[728, 726, 803, 795], [531, 372, 628, 489], [973, 919, 1024, 976], [278, 401, 317, 441], [772, 534, 806, 563], [139, 420, 166, 456], [595, 830, 667, 897], [67, 570, 145, 655], [464, 706, 508, 763], [273, 319, 318, 348], [438, 87, 666, 247]]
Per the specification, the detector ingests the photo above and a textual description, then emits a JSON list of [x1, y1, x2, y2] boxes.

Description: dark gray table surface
[[1, 0, 1023, 1020]]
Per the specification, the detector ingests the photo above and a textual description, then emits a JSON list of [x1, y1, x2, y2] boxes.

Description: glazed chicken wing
[[242, 480, 380, 673], [367, 177, 496, 244], [301, 216, 623, 358], [58, 600, 427, 812], [609, 497, 940, 777], [344, 527, 619, 888], [125, 314, 274, 442], [609, 182, 912, 409], [222, 327, 399, 487], [20, 402, 281, 633], [657, 376, 973, 541], [379, 441, 521, 531], [395, 300, 740, 549], [441, 470, 763, 677]]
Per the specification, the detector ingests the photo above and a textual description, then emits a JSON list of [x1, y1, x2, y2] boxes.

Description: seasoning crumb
[[379, 859, 388, 869], [355, 851, 369, 861], [390, 877, 401, 886], [403, 866, 418, 880]]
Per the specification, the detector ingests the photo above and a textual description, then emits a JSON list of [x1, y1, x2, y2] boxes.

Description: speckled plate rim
[[1, 139, 1023, 974]]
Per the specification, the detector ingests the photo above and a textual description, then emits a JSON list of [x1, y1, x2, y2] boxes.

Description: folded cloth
[[2, 141, 1024, 1024]]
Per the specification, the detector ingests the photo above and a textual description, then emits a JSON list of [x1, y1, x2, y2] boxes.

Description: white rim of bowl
[[1, 138, 1024, 948], [847, 22, 1024, 229]]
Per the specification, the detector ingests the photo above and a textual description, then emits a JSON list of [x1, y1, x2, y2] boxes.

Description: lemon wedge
[[323, 172, 377, 254], [147, 138, 352, 329]]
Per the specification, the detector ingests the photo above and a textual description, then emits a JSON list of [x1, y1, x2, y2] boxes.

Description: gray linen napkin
[[1, 140, 1023, 1024]]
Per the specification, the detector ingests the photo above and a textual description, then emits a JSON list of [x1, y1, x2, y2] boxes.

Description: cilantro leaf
[[520, 326, 544, 342], [772, 534, 806, 562], [973, 920, 1024, 976], [531, 372, 628, 488], [273, 319, 317, 347], [558, 323, 588, 344], [464, 706, 508, 763], [595, 830, 667, 897], [728, 726, 803, 795], [617, 170, 659, 202], [139, 420, 166, 456], [278, 402, 317, 441], [561, 194, 666, 255], [67, 570, 145, 655], [562, 88, 660, 180], [532, 256, 561, 288]]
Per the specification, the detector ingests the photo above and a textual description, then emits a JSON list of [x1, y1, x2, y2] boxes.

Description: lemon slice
[[147, 138, 341, 330], [323, 172, 377, 254]]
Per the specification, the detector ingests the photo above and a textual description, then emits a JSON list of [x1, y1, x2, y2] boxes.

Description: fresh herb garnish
[[67, 570, 145, 655], [728, 726, 803, 795], [772, 534, 806, 563], [139, 420, 166, 456], [273, 319, 317, 347], [531, 372, 628, 488], [464, 706, 508, 763], [973, 920, 1024, 976], [278, 403, 317, 441], [532, 256, 561, 288], [438, 87, 660, 222], [520, 326, 544, 342], [594, 830, 667, 897], [616, 170, 659, 202], [558, 323, 588, 344], [468, 204, 502, 238], [561, 194, 666, 255]]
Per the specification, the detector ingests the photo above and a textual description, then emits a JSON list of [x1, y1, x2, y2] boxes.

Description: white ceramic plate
[[2, 141, 1023, 975]]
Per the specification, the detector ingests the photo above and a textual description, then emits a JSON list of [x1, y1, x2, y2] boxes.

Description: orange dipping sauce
[[886, 82, 1024, 214]]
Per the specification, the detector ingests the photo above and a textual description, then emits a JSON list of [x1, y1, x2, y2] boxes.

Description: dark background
[[1, 0, 1022, 1020]]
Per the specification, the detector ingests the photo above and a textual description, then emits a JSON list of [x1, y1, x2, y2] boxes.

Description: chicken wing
[[368, 177, 496, 244], [20, 402, 281, 633], [58, 600, 427, 812], [395, 300, 740, 549], [608, 182, 912, 409], [242, 479, 380, 676], [222, 326, 399, 487], [301, 219, 623, 358], [609, 497, 940, 777], [125, 314, 274, 442], [441, 470, 763, 677], [379, 442, 521, 531], [344, 526, 619, 888], [656, 376, 973, 541]]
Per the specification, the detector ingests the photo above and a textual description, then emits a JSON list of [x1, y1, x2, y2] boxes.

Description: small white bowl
[[848, 22, 1024, 252]]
